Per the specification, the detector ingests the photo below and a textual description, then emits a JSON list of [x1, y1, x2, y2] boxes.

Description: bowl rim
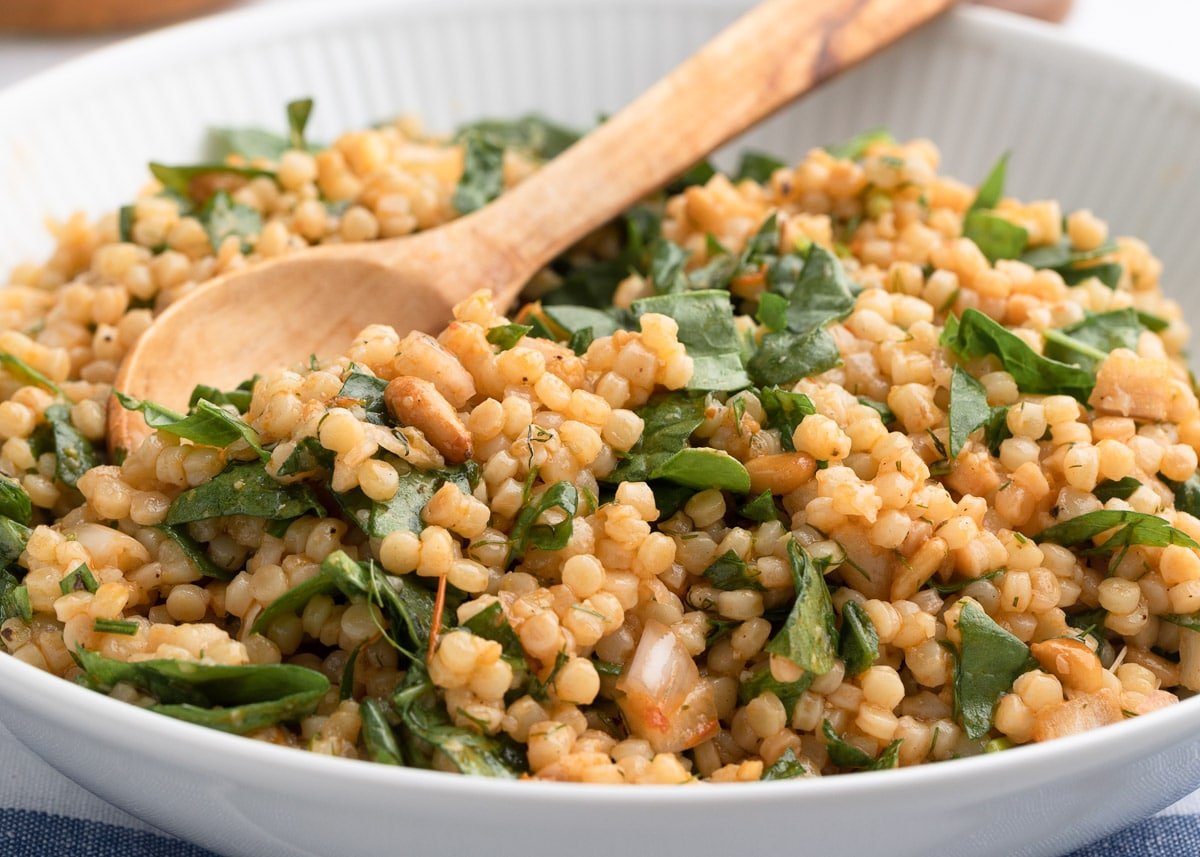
[[3, 0, 1200, 808]]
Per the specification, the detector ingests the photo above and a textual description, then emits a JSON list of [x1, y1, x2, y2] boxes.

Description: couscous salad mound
[[0, 103, 1194, 783]]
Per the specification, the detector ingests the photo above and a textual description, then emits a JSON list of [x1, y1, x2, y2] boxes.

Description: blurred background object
[[0, 0, 234, 32]]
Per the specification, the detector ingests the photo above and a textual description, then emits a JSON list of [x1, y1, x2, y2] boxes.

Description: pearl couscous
[[0, 105, 1194, 783]]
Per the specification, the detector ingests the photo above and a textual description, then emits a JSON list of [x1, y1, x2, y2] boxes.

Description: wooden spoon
[[110, 0, 954, 454]]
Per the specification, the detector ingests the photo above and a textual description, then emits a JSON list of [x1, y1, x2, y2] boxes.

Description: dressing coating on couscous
[[0, 107, 1196, 784]]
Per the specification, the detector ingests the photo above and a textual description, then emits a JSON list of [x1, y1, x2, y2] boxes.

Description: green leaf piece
[[954, 601, 1034, 739], [361, 697, 404, 765], [199, 190, 262, 253], [453, 131, 505, 214], [839, 600, 879, 676], [632, 290, 750, 392], [0, 477, 32, 526], [510, 481, 578, 558], [735, 151, 787, 183], [703, 550, 764, 591], [74, 647, 330, 734], [1093, 477, 1142, 503], [761, 748, 807, 780], [166, 461, 324, 525], [1036, 510, 1200, 552], [486, 324, 533, 351], [41, 404, 100, 489], [0, 352, 65, 397], [822, 720, 901, 770], [759, 386, 816, 452], [115, 391, 266, 459], [763, 541, 837, 676], [941, 308, 1094, 402]]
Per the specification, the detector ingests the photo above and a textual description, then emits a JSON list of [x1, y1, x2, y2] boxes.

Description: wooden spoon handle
[[458, 0, 956, 300]]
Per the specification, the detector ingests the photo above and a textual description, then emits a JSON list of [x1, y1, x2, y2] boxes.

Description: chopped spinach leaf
[[606, 394, 705, 484], [118, 205, 135, 243], [453, 131, 505, 214], [825, 129, 894, 161], [157, 524, 234, 581], [948, 366, 998, 458], [199, 190, 261, 253], [276, 436, 333, 477], [361, 697, 404, 765], [1061, 262, 1123, 289], [967, 152, 1010, 215], [114, 391, 266, 459], [462, 602, 526, 672], [954, 601, 1035, 739], [838, 600, 878, 676], [735, 151, 787, 183], [759, 386, 815, 451], [740, 490, 783, 523], [646, 239, 690, 295], [748, 326, 842, 388], [963, 211, 1028, 262], [0, 571, 31, 622], [703, 550, 764, 591], [927, 568, 1003, 594], [772, 243, 857, 335], [337, 461, 477, 540], [755, 292, 788, 332], [631, 290, 750, 391], [822, 719, 901, 770], [941, 309, 1094, 402], [1164, 472, 1200, 517], [286, 97, 314, 151], [651, 448, 750, 493], [761, 747, 807, 780], [455, 114, 579, 161], [510, 481, 577, 558], [149, 162, 275, 206], [41, 404, 100, 489], [0, 477, 31, 526], [1093, 477, 1142, 503], [1043, 308, 1145, 374], [1037, 510, 1200, 551], [763, 541, 837, 676], [74, 647, 330, 734], [0, 352, 65, 397], [335, 370, 389, 425], [166, 461, 324, 525], [392, 662, 525, 777], [188, 376, 257, 413], [856, 396, 895, 426]]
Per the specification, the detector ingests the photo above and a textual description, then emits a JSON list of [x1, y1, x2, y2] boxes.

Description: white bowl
[[3, 2, 1200, 856]]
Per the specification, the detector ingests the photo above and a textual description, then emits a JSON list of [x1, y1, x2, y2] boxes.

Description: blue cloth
[[0, 719, 1191, 857]]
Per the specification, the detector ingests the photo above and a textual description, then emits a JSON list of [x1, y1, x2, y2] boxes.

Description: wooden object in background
[[0, 0, 235, 32]]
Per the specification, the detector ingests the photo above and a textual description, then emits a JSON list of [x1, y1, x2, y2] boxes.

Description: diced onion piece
[[616, 620, 718, 752]]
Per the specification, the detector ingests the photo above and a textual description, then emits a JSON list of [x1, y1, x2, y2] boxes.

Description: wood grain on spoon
[[109, 0, 956, 455]]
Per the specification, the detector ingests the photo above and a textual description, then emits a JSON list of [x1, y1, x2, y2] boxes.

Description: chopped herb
[[763, 541, 837, 676], [702, 550, 764, 591], [1159, 613, 1200, 633], [593, 659, 623, 677], [941, 309, 1094, 402], [646, 239, 690, 295], [1043, 309, 1145, 374], [74, 647, 330, 734], [93, 618, 139, 635], [462, 602, 526, 674], [927, 568, 1003, 594], [59, 563, 99, 595], [738, 665, 813, 718], [838, 600, 878, 676], [771, 243, 857, 335], [984, 737, 1014, 753], [454, 114, 579, 161], [360, 697, 403, 765], [335, 461, 478, 540], [947, 366, 995, 458], [114, 391, 266, 459], [606, 394, 704, 484], [954, 601, 1035, 739], [1163, 472, 1200, 517], [339, 641, 363, 702], [962, 153, 1028, 261], [651, 448, 750, 493], [486, 323, 533, 351], [118, 205, 135, 242], [967, 152, 1010, 215], [1037, 510, 1200, 552]]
